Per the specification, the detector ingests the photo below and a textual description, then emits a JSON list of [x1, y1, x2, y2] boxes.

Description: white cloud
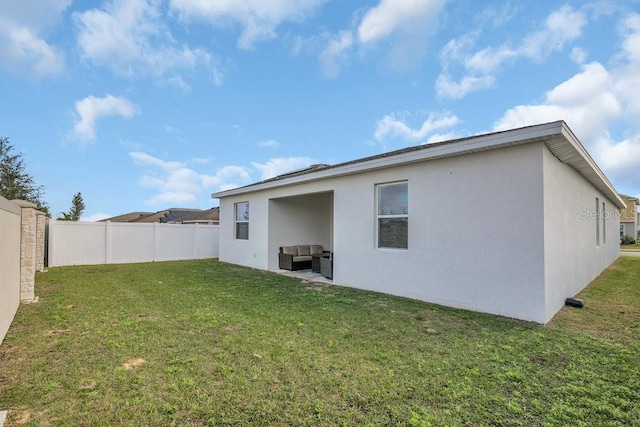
[[73, 95, 139, 141], [493, 56, 640, 187], [518, 5, 586, 62], [435, 73, 494, 99], [357, 0, 446, 44], [74, 0, 211, 79], [169, 0, 326, 49], [131, 152, 253, 205], [259, 139, 281, 148], [131, 152, 201, 205], [81, 212, 111, 222], [494, 63, 622, 134], [252, 157, 316, 180], [0, 0, 69, 78], [374, 111, 460, 143], [356, 0, 447, 69], [201, 165, 252, 191], [319, 31, 353, 78], [437, 5, 587, 99], [570, 47, 587, 64]]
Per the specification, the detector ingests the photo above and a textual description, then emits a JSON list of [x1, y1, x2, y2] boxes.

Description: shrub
[[621, 235, 636, 245]]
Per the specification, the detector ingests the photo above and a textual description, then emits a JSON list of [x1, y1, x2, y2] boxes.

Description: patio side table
[[320, 256, 333, 279]]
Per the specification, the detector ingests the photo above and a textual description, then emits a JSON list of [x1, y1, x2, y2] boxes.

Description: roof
[[212, 121, 626, 209], [173, 207, 219, 223], [620, 194, 639, 202], [100, 211, 153, 222], [102, 208, 209, 223]]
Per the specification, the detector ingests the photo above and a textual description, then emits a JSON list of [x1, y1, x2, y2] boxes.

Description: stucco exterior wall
[[620, 221, 636, 239], [219, 187, 336, 269], [542, 145, 620, 322], [219, 143, 549, 322], [331, 143, 546, 322]]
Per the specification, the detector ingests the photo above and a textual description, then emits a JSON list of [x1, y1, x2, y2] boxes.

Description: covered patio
[[267, 191, 333, 275]]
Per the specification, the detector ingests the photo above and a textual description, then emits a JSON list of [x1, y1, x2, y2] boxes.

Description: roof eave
[[212, 121, 565, 199], [212, 121, 626, 209]]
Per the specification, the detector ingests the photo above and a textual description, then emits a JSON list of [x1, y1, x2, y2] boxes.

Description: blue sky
[[1, 0, 639, 220]]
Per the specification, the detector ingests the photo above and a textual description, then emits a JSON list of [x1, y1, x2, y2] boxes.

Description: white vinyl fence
[[0, 197, 21, 345], [48, 220, 219, 267]]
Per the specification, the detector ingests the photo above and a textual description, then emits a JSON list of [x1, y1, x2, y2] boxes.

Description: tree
[[59, 192, 85, 221], [0, 136, 49, 215]]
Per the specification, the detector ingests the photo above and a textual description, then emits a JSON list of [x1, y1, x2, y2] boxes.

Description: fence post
[[154, 222, 159, 262], [193, 223, 199, 259], [35, 211, 47, 272], [105, 221, 111, 264], [13, 201, 40, 302]]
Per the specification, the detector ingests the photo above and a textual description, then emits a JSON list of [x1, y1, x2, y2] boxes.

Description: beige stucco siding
[[620, 196, 638, 222], [0, 198, 21, 345]]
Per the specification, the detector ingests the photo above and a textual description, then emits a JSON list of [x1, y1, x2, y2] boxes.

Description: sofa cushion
[[293, 255, 312, 262], [282, 246, 298, 256], [310, 245, 323, 255], [296, 245, 311, 256]]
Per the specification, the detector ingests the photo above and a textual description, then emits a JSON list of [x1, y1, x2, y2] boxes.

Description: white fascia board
[[554, 122, 626, 209], [212, 121, 624, 209], [212, 122, 565, 199]]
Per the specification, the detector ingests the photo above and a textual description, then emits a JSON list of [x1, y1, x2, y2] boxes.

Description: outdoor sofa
[[278, 244, 326, 271]]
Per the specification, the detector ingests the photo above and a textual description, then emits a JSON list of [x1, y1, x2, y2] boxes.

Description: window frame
[[595, 197, 600, 246], [602, 201, 606, 245], [375, 181, 408, 250], [234, 201, 249, 240]]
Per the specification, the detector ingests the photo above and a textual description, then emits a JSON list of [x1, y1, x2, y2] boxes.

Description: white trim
[[234, 201, 249, 240], [375, 181, 409, 250], [213, 121, 625, 210]]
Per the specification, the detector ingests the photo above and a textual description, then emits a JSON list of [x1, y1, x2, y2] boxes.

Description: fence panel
[[109, 223, 156, 264], [48, 220, 219, 267], [156, 224, 195, 261], [195, 225, 219, 259], [48, 221, 107, 266], [0, 197, 21, 345]]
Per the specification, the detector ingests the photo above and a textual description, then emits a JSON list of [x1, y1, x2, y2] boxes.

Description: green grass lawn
[[621, 242, 640, 252], [1, 259, 639, 426]]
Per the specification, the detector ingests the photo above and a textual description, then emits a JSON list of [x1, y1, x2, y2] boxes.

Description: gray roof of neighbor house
[[212, 121, 626, 209], [99, 211, 153, 222], [102, 208, 209, 223], [174, 207, 219, 223]]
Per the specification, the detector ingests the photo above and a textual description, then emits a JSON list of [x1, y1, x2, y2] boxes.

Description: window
[[377, 182, 408, 249], [235, 202, 249, 240], [602, 201, 606, 244], [595, 198, 600, 246]]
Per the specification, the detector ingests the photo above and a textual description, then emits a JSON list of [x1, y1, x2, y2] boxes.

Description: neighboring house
[[212, 121, 624, 324], [102, 208, 216, 224], [101, 211, 154, 222], [175, 207, 220, 225], [619, 194, 639, 240]]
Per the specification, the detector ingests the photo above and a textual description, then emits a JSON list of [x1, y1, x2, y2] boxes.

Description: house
[[212, 121, 624, 324], [101, 208, 216, 224], [172, 207, 219, 225], [619, 195, 638, 241]]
